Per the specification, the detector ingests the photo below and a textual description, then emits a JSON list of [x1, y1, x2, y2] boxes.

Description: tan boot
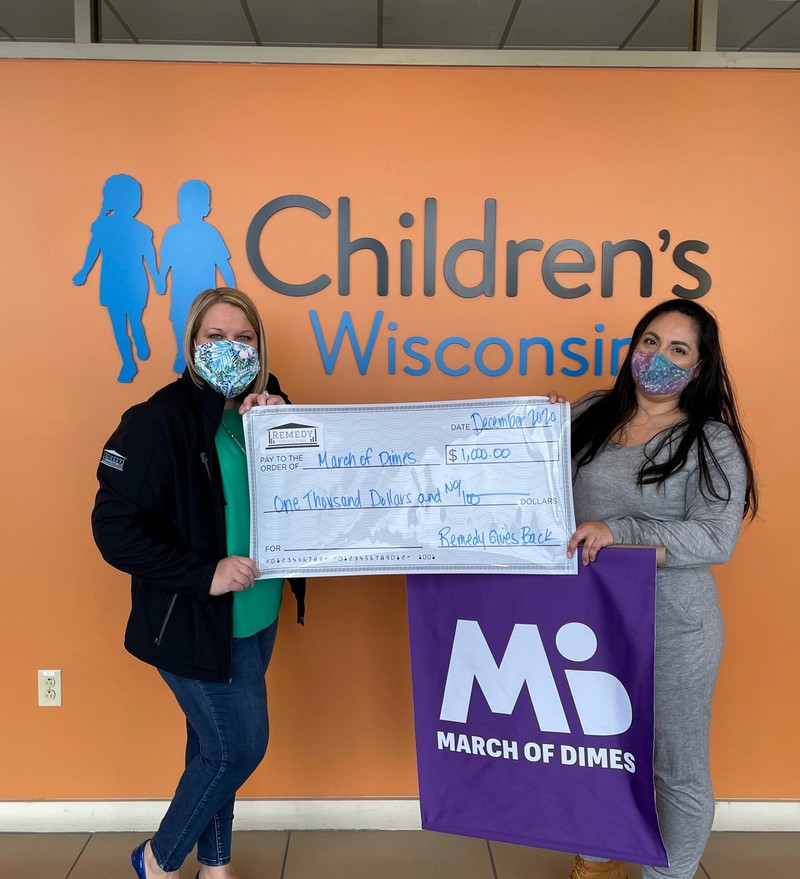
[[569, 855, 628, 879]]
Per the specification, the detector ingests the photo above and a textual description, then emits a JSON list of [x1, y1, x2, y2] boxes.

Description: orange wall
[[1, 60, 797, 799]]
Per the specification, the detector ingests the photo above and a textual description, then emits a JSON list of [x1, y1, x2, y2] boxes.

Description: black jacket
[[92, 371, 305, 682]]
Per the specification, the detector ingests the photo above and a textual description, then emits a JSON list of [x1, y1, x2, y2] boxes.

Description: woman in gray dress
[[563, 299, 757, 879]]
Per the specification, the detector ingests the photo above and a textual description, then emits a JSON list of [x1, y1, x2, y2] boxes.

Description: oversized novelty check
[[243, 397, 576, 578]]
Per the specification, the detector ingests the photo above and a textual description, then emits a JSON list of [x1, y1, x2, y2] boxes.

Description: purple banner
[[406, 547, 666, 867]]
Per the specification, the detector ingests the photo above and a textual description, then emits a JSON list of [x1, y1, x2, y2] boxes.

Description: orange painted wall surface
[[1, 60, 797, 800]]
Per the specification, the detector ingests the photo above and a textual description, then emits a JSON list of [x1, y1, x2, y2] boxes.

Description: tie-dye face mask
[[194, 340, 260, 398], [631, 349, 698, 396]]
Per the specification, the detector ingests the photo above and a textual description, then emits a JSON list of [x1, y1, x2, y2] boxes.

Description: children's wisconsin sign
[[406, 548, 667, 867]]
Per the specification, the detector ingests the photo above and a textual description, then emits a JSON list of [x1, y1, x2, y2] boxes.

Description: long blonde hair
[[184, 287, 269, 395]]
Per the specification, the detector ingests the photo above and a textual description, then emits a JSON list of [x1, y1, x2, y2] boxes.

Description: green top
[[215, 409, 283, 638]]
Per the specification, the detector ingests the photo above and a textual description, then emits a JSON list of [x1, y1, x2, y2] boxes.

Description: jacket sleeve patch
[[101, 448, 127, 471]]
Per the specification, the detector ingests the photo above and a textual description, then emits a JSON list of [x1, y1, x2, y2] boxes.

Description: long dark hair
[[572, 299, 758, 519]]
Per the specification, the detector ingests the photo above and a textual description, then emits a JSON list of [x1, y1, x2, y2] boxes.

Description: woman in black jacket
[[93, 287, 302, 879]]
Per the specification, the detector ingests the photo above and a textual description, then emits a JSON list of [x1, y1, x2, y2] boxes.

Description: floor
[[1, 830, 797, 879]]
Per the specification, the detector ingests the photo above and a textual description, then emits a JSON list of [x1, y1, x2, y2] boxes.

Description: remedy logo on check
[[266, 421, 322, 450]]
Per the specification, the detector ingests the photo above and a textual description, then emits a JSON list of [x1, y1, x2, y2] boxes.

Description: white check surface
[[244, 397, 576, 577]]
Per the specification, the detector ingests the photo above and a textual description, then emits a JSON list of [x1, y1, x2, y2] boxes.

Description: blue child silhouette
[[73, 174, 164, 383], [159, 180, 235, 372]]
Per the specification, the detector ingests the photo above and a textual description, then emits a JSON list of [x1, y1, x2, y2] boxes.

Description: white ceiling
[[0, 0, 798, 52]]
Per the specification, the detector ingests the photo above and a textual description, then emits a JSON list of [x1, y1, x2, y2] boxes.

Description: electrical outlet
[[37, 669, 62, 707]]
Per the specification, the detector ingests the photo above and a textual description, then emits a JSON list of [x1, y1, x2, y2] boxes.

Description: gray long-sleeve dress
[[571, 395, 747, 879]]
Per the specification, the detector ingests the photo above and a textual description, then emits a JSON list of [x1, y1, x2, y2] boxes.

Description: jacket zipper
[[154, 594, 177, 646], [205, 439, 232, 680]]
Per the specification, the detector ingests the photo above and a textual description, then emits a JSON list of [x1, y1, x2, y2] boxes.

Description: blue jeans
[[150, 621, 278, 871]]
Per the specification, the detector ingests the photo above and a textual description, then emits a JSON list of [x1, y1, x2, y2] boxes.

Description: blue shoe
[[131, 840, 149, 879]]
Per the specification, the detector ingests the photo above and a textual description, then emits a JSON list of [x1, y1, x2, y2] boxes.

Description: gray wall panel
[[507, 0, 653, 48], [627, 0, 692, 49], [0, 0, 73, 41], [718, 0, 797, 51], [110, 0, 254, 44], [384, 0, 516, 48], [248, 0, 376, 47]]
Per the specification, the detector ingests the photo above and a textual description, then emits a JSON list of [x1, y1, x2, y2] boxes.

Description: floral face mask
[[194, 340, 260, 398], [631, 349, 699, 396]]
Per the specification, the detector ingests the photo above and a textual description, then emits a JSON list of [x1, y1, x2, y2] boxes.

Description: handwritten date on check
[[243, 397, 577, 578]]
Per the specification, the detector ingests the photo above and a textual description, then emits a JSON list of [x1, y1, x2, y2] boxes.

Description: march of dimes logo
[[436, 619, 637, 773], [74, 175, 713, 385]]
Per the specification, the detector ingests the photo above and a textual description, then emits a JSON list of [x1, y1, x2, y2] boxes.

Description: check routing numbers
[[244, 397, 577, 577]]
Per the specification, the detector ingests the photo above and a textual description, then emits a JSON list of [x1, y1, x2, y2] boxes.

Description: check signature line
[[444, 543, 564, 548]]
